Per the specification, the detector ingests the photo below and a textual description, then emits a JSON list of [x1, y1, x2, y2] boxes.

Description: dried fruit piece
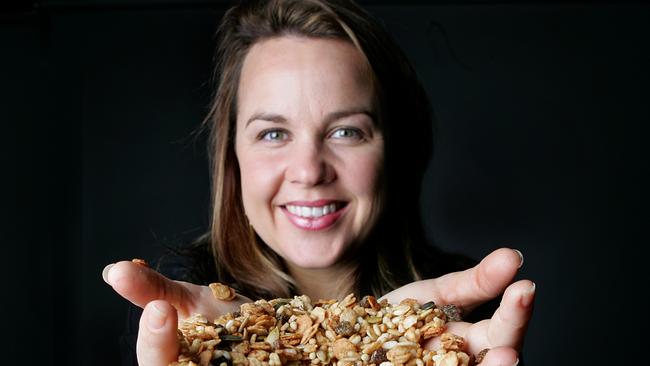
[[369, 348, 388, 364], [360, 295, 381, 311], [334, 320, 355, 336], [209, 282, 236, 301]]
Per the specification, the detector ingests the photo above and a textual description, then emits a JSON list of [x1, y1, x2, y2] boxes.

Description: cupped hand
[[380, 248, 535, 366], [102, 260, 251, 366]]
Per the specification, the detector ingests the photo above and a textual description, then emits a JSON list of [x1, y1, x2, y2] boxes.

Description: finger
[[454, 280, 534, 353], [103, 261, 198, 316], [137, 300, 179, 366], [423, 322, 520, 364], [425, 281, 534, 354], [380, 248, 523, 311], [430, 248, 523, 312], [424, 320, 519, 366], [476, 346, 519, 366], [486, 280, 535, 349]]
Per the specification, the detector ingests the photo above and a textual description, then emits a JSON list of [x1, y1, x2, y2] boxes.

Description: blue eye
[[330, 127, 362, 140], [260, 129, 288, 141]]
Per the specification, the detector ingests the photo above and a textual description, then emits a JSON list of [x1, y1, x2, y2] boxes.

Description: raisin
[[334, 320, 355, 337], [370, 348, 388, 364]]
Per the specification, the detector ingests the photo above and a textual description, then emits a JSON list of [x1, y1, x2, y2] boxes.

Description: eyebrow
[[245, 108, 376, 128]]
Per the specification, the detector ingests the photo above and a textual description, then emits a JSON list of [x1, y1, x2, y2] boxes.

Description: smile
[[281, 201, 347, 231], [286, 203, 339, 218]]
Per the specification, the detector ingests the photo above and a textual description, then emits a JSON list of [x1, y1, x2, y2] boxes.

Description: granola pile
[[171, 284, 486, 366]]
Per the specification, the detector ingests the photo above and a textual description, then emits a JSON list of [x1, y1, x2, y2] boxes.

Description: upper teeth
[[286, 203, 338, 218]]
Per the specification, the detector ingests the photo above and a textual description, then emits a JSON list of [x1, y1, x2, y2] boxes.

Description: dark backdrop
[[2, 0, 646, 365]]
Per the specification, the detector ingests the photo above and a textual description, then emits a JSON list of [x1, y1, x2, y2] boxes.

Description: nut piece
[[440, 333, 465, 351], [209, 282, 236, 301], [433, 351, 467, 366], [421, 317, 446, 339], [441, 304, 462, 322], [333, 338, 358, 360], [132, 258, 148, 267]]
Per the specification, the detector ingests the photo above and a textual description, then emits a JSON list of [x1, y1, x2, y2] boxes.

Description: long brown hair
[[202, 0, 439, 300]]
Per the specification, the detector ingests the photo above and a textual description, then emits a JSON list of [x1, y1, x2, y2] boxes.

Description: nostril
[[285, 154, 334, 187]]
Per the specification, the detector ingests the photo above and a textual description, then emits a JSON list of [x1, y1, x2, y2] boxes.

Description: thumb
[[431, 248, 523, 312], [379, 248, 523, 313], [103, 260, 196, 317], [137, 300, 179, 366]]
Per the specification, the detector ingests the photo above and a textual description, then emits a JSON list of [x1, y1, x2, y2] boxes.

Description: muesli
[[170, 286, 486, 366]]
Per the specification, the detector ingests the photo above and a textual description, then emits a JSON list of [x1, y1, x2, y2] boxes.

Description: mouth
[[280, 200, 348, 231]]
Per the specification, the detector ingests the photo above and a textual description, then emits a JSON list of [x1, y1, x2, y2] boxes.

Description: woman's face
[[235, 36, 384, 270]]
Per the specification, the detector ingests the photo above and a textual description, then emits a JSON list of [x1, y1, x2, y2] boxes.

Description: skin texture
[[103, 37, 534, 366], [235, 37, 384, 298]]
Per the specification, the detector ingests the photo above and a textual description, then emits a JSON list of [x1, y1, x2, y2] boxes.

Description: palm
[[380, 248, 535, 365]]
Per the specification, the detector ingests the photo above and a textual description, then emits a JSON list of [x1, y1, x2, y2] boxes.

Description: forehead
[[237, 36, 376, 121]]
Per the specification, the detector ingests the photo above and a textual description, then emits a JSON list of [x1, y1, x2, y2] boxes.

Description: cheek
[[337, 149, 384, 233], [239, 153, 283, 212], [339, 150, 383, 198]]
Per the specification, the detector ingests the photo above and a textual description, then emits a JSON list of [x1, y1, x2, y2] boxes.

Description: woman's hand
[[380, 248, 535, 366], [102, 260, 251, 366], [103, 248, 532, 366]]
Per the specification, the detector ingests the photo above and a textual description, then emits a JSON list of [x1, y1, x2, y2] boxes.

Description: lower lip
[[281, 205, 346, 231]]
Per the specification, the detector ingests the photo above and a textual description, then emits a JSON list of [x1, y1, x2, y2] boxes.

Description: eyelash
[[330, 127, 364, 140], [257, 127, 365, 142], [258, 129, 288, 141]]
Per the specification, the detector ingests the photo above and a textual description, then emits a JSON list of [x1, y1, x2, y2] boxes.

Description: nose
[[285, 141, 335, 187]]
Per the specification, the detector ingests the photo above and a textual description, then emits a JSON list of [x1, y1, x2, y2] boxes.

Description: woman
[[103, 1, 534, 365]]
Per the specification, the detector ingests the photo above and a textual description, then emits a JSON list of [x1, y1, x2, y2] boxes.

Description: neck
[[287, 262, 358, 301]]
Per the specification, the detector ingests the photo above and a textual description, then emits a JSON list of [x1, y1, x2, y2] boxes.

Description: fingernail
[[512, 249, 524, 268], [148, 303, 167, 330], [511, 358, 520, 366], [521, 282, 536, 307], [102, 264, 114, 284]]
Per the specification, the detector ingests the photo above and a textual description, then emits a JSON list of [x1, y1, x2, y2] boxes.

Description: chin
[[285, 250, 342, 269]]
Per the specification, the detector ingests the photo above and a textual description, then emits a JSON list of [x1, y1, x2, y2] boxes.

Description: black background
[[2, 0, 646, 365]]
